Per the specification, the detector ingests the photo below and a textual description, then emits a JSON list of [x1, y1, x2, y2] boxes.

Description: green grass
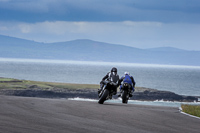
[[0, 77, 147, 92], [0, 78, 20, 82], [0, 77, 99, 90], [181, 104, 200, 118]]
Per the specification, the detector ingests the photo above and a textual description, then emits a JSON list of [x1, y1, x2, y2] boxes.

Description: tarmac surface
[[0, 95, 200, 133]]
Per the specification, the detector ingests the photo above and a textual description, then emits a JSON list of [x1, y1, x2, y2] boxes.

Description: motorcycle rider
[[118, 72, 136, 96], [98, 67, 119, 96]]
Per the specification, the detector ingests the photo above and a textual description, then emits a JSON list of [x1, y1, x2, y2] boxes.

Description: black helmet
[[111, 67, 117, 73]]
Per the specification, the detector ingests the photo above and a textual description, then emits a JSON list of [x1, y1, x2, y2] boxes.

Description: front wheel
[[122, 90, 129, 104], [98, 89, 109, 104]]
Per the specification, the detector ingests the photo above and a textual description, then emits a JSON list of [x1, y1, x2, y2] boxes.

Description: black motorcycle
[[98, 80, 117, 104], [120, 82, 133, 104]]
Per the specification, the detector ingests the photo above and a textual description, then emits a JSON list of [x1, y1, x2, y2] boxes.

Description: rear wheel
[[122, 90, 128, 104], [98, 89, 109, 104]]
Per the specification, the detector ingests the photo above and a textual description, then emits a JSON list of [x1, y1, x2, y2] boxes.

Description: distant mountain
[[1, 34, 200, 66], [0, 35, 41, 46], [147, 47, 185, 52]]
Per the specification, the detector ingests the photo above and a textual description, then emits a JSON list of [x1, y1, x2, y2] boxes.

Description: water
[[0, 58, 200, 97]]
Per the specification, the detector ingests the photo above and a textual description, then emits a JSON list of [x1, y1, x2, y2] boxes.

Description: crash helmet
[[111, 67, 117, 73], [124, 72, 130, 75]]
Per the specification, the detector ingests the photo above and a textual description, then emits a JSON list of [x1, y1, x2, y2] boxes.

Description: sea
[[0, 58, 200, 107]]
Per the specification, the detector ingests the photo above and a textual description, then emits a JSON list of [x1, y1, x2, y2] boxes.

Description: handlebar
[[103, 80, 117, 86]]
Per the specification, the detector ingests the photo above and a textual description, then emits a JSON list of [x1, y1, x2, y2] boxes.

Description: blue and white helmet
[[124, 72, 130, 75]]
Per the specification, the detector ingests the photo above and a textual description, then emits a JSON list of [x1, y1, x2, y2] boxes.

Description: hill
[[0, 35, 200, 66]]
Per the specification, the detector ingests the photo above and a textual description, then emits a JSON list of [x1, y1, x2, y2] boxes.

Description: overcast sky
[[0, 0, 200, 50]]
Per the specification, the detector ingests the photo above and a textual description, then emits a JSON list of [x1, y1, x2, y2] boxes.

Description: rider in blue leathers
[[118, 72, 136, 96]]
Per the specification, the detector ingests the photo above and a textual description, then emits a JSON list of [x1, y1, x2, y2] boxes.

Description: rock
[[131, 90, 198, 102], [0, 87, 198, 102], [28, 85, 39, 89]]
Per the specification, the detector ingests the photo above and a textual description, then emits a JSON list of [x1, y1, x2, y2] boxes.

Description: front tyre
[[122, 90, 128, 104], [98, 89, 109, 104]]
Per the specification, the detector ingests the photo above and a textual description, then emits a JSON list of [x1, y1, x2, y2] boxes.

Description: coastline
[[0, 77, 199, 102]]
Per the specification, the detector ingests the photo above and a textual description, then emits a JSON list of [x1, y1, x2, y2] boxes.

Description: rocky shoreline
[[0, 78, 199, 102], [0, 87, 198, 102], [132, 90, 199, 102]]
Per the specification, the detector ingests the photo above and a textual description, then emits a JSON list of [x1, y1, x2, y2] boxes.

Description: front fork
[[99, 85, 106, 97]]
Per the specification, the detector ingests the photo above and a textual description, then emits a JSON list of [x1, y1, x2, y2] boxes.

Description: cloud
[[0, 1, 200, 50], [0, 0, 200, 23], [0, 0, 10, 1]]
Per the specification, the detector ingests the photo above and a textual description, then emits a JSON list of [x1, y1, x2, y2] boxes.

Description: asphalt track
[[0, 96, 199, 133]]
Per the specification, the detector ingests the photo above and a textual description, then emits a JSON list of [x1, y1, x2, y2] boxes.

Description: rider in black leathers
[[98, 67, 119, 95]]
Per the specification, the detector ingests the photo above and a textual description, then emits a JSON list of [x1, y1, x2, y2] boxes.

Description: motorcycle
[[120, 82, 133, 104], [98, 80, 117, 104]]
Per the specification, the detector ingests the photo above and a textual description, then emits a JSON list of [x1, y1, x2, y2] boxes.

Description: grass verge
[[0, 77, 99, 90], [181, 104, 200, 118], [0, 77, 150, 92]]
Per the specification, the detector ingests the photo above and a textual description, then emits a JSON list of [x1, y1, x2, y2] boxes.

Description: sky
[[0, 0, 200, 50]]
